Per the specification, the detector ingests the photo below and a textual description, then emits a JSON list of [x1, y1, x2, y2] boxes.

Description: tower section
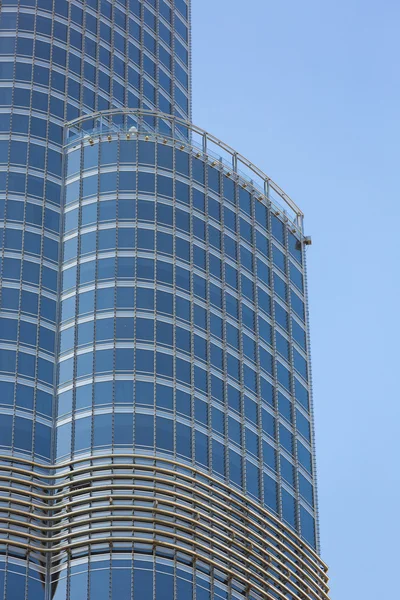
[[0, 1, 330, 599], [0, 1, 190, 598], [51, 110, 329, 600]]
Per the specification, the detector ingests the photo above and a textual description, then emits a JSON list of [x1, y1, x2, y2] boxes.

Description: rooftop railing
[[65, 109, 304, 232]]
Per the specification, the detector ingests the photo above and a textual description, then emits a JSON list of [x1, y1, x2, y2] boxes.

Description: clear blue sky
[[192, 1, 400, 598]]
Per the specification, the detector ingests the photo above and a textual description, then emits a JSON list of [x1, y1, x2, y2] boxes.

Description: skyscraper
[[0, 1, 329, 599]]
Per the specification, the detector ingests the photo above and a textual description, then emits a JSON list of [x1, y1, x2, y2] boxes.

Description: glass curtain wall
[[52, 121, 324, 600], [0, 1, 189, 598], [0, 1, 329, 599]]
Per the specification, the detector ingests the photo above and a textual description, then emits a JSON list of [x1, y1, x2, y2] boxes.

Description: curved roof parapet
[[65, 109, 304, 233]]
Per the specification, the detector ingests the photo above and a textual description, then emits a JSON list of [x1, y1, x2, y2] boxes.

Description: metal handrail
[[64, 109, 304, 231]]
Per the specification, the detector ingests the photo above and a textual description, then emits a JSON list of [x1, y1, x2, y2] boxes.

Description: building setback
[[0, 1, 329, 599]]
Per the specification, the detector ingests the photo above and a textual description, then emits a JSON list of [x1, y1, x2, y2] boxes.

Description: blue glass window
[[223, 176, 235, 201], [282, 488, 296, 528], [297, 440, 312, 473], [292, 318, 306, 350], [299, 472, 314, 506], [280, 455, 294, 486], [294, 348, 308, 380], [239, 188, 251, 216], [0, 413, 12, 448], [271, 214, 285, 244], [134, 566, 153, 598], [272, 244, 286, 273], [246, 460, 260, 499], [295, 378, 309, 411], [290, 261, 304, 291], [279, 424, 293, 454], [288, 232, 302, 264], [263, 441, 276, 471], [229, 449, 242, 488], [264, 473, 278, 513], [300, 506, 316, 548], [156, 416, 173, 451], [195, 429, 208, 467]]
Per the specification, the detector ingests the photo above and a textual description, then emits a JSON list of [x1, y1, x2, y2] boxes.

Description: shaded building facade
[[0, 1, 329, 599]]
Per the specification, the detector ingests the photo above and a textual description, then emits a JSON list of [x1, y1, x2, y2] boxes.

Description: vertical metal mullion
[[301, 239, 321, 555]]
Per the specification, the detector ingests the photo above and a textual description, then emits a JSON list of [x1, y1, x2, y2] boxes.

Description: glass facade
[[0, 1, 328, 600]]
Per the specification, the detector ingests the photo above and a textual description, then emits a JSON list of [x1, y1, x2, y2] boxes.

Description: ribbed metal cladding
[[0, 455, 329, 600], [0, 1, 329, 599]]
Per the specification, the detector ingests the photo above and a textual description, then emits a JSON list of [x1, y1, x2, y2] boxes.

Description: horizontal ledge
[[0, 453, 325, 571], [0, 497, 326, 593]]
